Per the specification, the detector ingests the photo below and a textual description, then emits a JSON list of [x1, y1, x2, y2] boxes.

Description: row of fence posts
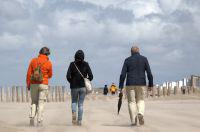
[[0, 86, 199, 102], [0, 86, 69, 103], [146, 86, 199, 98]]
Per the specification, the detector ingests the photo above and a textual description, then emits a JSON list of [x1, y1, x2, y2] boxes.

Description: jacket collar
[[38, 54, 49, 60]]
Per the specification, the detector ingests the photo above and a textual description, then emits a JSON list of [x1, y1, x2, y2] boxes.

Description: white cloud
[[77, 0, 122, 8], [165, 49, 183, 62], [158, 0, 181, 14], [37, 24, 50, 37], [34, 0, 46, 8], [78, 0, 161, 18], [0, 33, 26, 50], [120, 0, 161, 18], [0, 0, 29, 20], [0, 0, 200, 86]]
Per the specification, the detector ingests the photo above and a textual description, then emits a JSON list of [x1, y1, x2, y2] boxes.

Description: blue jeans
[[71, 87, 86, 121]]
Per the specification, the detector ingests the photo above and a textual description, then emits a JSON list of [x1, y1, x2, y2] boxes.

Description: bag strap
[[73, 62, 84, 79], [37, 58, 49, 68]]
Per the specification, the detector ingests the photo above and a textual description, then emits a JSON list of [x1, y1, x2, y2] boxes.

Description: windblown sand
[[0, 95, 200, 132]]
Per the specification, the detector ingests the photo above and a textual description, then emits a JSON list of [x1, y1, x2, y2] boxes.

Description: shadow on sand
[[102, 123, 137, 128]]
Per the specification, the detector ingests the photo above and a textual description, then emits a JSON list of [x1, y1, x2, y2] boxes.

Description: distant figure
[[181, 86, 186, 94], [103, 85, 108, 95], [119, 46, 153, 126], [110, 83, 117, 95], [26, 47, 53, 126], [66, 50, 93, 126]]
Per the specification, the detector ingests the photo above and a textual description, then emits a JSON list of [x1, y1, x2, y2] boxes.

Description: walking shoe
[[72, 112, 77, 125], [138, 114, 144, 125], [77, 120, 82, 126], [37, 121, 43, 127], [30, 118, 34, 126], [131, 116, 138, 126], [135, 116, 138, 125]]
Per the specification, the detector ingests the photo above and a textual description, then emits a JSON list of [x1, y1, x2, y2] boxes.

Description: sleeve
[[48, 61, 53, 78], [26, 59, 33, 89], [66, 63, 72, 83], [145, 58, 153, 87], [119, 59, 128, 89], [86, 62, 93, 81]]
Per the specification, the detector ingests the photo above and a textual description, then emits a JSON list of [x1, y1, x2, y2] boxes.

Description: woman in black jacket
[[66, 50, 93, 126]]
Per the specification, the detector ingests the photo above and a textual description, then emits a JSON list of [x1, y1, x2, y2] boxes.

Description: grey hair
[[131, 46, 140, 53]]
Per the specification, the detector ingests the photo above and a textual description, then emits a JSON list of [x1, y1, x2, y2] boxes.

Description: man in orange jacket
[[26, 47, 52, 126]]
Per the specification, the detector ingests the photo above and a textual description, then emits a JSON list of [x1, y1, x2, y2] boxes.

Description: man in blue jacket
[[119, 46, 153, 126]]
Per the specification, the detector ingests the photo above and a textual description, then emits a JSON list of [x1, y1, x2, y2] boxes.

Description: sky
[[0, 0, 200, 88]]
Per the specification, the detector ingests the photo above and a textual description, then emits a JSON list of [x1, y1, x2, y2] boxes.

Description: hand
[[119, 88, 124, 93], [27, 86, 30, 91], [119, 91, 123, 98]]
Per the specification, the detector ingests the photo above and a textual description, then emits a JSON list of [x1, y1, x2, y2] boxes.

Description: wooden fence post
[[176, 81, 181, 94], [55, 86, 57, 102], [58, 86, 61, 102], [187, 86, 190, 94], [190, 87, 193, 94], [12, 86, 16, 102], [47, 86, 51, 102], [16, 86, 20, 102], [0, 87, 3, 102], [26, 87, 30, 102], [0, 87, 1, 102], [21, 86, 25, 102], [163, 87, 166, 97], [55, 86, 58, 102], [192, 87, 195, 94], [8, 87, 11, 102], [62, 86, 65, 102], [2, 87, 6, 102], [5, 87, 9, 102], [186, 86, 189, 94], [167, 86, 171, 96], [193, 87, 198, 94], [157, 86, 161, 97], [174, 86, 177, 95], [54, 86, 56, 102], [53, 86, 55, 102], [51, 86, 55, 102], [57, 86, 60, 102]]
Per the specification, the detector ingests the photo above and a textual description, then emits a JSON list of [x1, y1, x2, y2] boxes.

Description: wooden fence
[[0, 86, 70, 103], [0, 86, 199, 103], [145, 86, 200, 98]]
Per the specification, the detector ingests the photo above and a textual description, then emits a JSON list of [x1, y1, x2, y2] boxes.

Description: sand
[[0, 95, 200, 132]]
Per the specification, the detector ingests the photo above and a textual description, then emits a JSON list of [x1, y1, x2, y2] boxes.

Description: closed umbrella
[[117, 91, 123, 115]]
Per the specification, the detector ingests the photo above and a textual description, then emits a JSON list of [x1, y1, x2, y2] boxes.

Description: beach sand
[[0, 95, 200, 132]]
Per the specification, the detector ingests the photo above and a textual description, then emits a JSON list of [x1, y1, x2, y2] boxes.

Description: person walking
[[119, 46, 153, 126], [26, 47, 53, 126], [110, 83, 117, 95], [66, 50, 93, 126], [103, 85, 108, 95]]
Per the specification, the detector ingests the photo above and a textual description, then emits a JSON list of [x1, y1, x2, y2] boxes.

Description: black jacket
[[103, 86, 108, 94], [119, 53, 153, 89], [66, 50, 93, 89]]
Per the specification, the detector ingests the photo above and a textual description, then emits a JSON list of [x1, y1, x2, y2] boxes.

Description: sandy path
[[0, 95, 200, 132]]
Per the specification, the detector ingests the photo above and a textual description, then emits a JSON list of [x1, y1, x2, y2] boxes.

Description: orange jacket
[[26, 54, 53, 89]]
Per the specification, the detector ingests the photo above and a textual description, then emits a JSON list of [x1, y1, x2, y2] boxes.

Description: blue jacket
[[119, 53, 153, 89]]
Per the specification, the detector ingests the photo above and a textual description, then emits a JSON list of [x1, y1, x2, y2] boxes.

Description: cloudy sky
[[0, 0, 200, 88]]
